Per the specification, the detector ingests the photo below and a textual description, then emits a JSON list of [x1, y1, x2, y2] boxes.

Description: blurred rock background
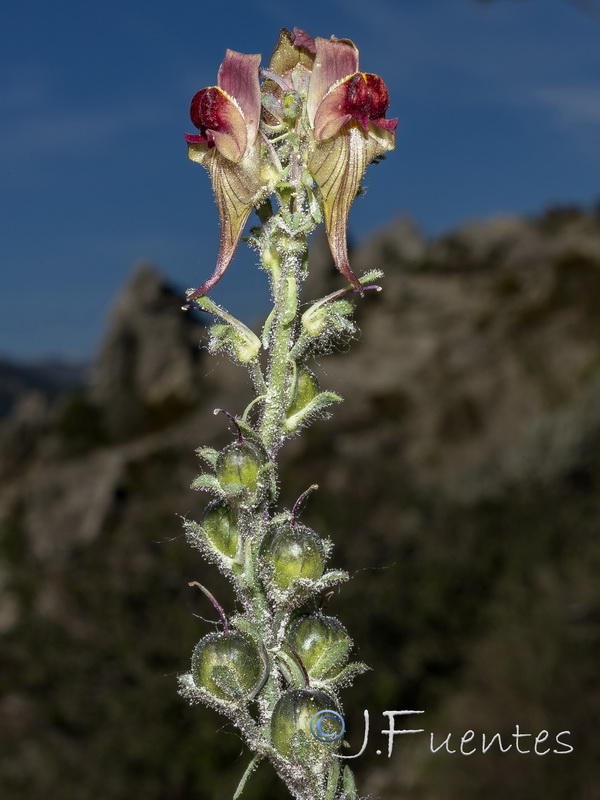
[[1, 203, 600, 800]]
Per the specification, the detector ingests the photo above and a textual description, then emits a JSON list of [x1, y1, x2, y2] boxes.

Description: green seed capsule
[[192, 630, 263, 702], [271, 688, 341, 764], [288, 614, 352, 679], [216, 439, 267, 506], [260, 522, 326, 592], [201, 501, 239, 560]]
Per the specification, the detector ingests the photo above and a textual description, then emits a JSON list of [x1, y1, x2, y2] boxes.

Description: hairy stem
[[259, 245, 302, 455]]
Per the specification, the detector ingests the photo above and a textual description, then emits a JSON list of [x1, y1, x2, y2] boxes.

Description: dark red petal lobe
[[313, 72, 394, 140], [363, 74, 389, 117], [373, 117, 398, 133], [190, 88, 231, 135], [189, 86, 246, 161], [344, 73, 390, 132], [184, 132, 211, 144]]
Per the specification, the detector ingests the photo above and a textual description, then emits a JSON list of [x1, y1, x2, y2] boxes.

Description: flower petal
[[217, 50, 261, 148], [268, 28, 316, 76], [291, 27, 316, 53], [187, 139, 264, 298], [373, 117, 398, 133], [184, 132, 211, 145], [189, 86, 247, 162], [362, 74, 390, 118], [307, 36, 359, 127], [308, 124, 396, 289], [313, 73, 392, 140]]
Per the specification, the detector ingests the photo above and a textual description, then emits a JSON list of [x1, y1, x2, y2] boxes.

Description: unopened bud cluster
[[178, 26, 395, 800]]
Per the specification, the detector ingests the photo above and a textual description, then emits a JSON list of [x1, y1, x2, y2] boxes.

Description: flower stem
[[259, 239, 303, 455]]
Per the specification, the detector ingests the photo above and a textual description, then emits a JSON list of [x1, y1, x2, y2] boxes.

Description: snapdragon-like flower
[[185, 50, 272, 299], [306, 36, 397, 290], [185, 30, 397, 298]]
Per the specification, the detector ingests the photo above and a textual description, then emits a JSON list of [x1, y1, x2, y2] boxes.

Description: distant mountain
[[0, 356, 89, 418]]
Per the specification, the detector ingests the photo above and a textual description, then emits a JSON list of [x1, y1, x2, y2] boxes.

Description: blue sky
[[1, 0, 599, 360]]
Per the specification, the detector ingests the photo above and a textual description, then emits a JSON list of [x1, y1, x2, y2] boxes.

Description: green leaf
[[190, 474, 223, 494], [207, 322, 230, 352], [281, 274, 297, 324], [283, 391, 343, 434], [360, 268, 384, 284], [177, 672, 201, 704], [195, 446, 219, 466], [194, 296, 261, 363], [317, 570, 349, 588], [208, 322, 261, 363], [261, 307, 276, 349], [301, 270, 382, 339], [324, 662, 370, 689], [325, 759, 341, 800], [233, 755, 262, 800], [342, 766, 358, 799], [311, 639, 353, 679]]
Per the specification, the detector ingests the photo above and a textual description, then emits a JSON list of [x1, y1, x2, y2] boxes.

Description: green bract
[[286, 366, 320, 418], [216, 438, 267, 506], [259, 522, 326, 592], [288, 614, 352, 679], [201, 501, 239, 560], [192, 630, 263, 702]]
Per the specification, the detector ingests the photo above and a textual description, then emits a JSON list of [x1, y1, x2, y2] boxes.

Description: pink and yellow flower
[[185, 50, 270, 299], [305, 35, 397, 290]]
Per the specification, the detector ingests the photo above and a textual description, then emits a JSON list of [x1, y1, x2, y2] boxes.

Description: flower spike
[[180, 28, 397, 800]]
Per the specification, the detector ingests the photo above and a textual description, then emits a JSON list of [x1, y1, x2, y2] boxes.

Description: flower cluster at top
[[184, 27, 397, 299]]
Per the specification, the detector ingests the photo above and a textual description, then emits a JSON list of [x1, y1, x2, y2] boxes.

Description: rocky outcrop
[[90, 264, 210, 438], [307, 210, 600, 499]]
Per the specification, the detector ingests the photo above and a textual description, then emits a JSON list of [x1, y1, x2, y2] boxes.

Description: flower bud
[[216, 438, 268, 506], [261, 244, 281, 273], [229, 327, 261, 363], [301, 303, 329, 338], [208, 322, 261, 364], [260, 522, 326, 592], [201, 501, 239, 560], [192, 630, 263, 702], [286, 367, 320, 419], [288, 614, 352, 679], [302, 298, 354, 339], [271, 688, 341, 764]]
